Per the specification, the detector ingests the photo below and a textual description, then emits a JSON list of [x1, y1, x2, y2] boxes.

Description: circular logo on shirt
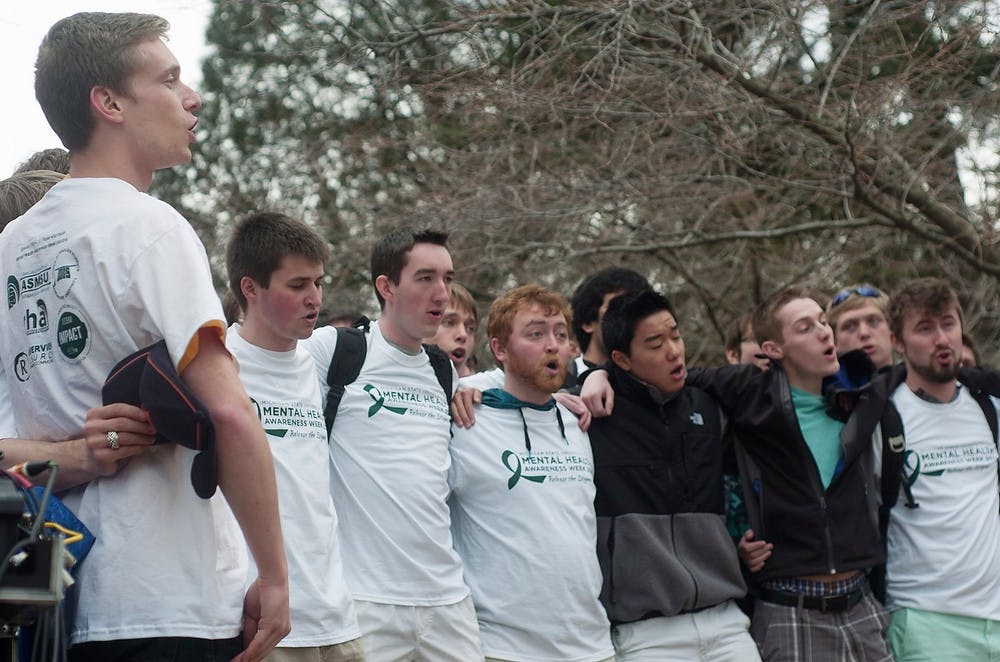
[[13, 353, 29, 382], [56, 308, 90, 362], [52, 250, 79, 299]]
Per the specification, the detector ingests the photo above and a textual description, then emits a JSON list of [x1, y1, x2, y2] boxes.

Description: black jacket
[[686, 363, 884, 581], [588, 365, 746, 623]]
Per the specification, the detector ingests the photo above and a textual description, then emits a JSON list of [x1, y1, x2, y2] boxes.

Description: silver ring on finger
[[106, 430, 120, 450]]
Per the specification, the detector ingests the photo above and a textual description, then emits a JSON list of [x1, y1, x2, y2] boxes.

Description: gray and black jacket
[[588, 365, 746, 624]]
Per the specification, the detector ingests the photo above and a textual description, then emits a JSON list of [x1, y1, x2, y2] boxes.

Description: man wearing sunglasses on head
[[826, 285, 895, 371]]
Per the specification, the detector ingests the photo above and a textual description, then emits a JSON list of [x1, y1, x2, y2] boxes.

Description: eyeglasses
[[829, 285, 882, 308]]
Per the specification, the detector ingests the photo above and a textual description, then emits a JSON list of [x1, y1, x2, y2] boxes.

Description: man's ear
[[581, 319, 597, 334], [90, 86, 125, 124], [890, 332, 905, 356], [490, 337, 508, 365], [374, 274, 393, 304], [760, 339, 783, 361], [725, 349, 740, 365], [610, 349, 631, 372], [240, 276, 259, 303]]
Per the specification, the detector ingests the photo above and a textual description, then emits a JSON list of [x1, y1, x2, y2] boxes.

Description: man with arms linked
[[582, 287, 892, 661], [874, 278, 1000, 660], [448, 285, 613, 662], [588, 290, 758, 660], [305, 229, 483, 661]]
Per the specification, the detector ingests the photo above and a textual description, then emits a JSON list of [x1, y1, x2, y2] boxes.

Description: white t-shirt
[[883, 384, 1000, 619], [0, 363, 15, 438], [460, 367, 505, 391], [0, 178, 246, 644], [227, 327, 359, 647], [448, 397, 614, 662], [304, 323, 468, 605]]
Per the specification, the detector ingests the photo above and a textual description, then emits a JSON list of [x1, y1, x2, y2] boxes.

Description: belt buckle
[[818, 594, 834, 613], [818, 593, 848, 613]]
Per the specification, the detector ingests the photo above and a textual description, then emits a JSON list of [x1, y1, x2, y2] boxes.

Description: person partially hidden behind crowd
[[725, 312, 770, 371], [568, 267, 651, 385], [827, 284, 894, 370], [0, 169, 65, 229], [13, 147, 70, 175], [961, 332, 981, 368], [589, 290, 759, 661], [0, 12, 290, 661], [426, 282, 478, 378]]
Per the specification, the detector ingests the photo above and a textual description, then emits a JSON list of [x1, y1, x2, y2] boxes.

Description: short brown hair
[[35, 12, 169, 151], [826, 284, 890, 334], [0, 170, 65, 229], [752, 286, 816, 346], [888, 278, 963, 340], [369, 228, 449, 309], [486, 285, 572, 360], [226, 212, 329, 310], [724, 312, 754, 356]]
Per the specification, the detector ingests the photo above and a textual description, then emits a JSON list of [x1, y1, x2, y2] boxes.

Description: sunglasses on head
[[830, 285, 882, 308]]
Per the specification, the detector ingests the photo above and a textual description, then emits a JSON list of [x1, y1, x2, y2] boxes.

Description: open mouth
[[823, 346, 836, 358], [450, 348, 466, 360], [671, 365, 685, 379], [544, 359, 561, 374]]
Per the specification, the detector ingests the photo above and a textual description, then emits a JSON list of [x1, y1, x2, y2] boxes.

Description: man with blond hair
[[826, 284, 894, 370]]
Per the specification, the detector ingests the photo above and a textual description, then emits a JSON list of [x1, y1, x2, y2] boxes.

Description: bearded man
[[446, 285, 614, 662]]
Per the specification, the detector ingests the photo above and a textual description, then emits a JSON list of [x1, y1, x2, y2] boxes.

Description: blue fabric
[[27, 485, 95, 568]]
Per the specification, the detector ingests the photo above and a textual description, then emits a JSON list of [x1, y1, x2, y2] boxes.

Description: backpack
[[869, 384, 999, 602], [323, 317, 454, 436]]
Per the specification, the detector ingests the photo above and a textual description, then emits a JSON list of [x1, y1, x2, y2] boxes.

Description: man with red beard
[[874, 278, 1000, 660], [447, 285, 614, 662]]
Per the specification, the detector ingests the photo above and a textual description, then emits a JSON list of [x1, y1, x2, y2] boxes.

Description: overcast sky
[[0, 1, 212, 175]]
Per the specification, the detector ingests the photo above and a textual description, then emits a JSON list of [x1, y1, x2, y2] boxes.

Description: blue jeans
[[69, 635, 243, 662]]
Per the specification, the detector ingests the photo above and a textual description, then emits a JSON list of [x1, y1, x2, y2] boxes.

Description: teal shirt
[[791, 386, 844, 489]]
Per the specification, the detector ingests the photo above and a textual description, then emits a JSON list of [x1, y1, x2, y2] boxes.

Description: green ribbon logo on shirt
[[501, 450, 546, 490], [364, 384, 408, 417]]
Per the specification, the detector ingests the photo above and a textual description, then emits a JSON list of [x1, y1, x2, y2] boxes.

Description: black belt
[[757, 587, 865, 613]]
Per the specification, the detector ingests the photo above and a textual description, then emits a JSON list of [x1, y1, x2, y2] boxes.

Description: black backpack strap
[[871, 400, 906, 604], [967, 387, 1000, 517], [423, 343, 454, 403], [969, 388, 999, 446], [879, 402, 908, 512], [324, 321, 369, 436]]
